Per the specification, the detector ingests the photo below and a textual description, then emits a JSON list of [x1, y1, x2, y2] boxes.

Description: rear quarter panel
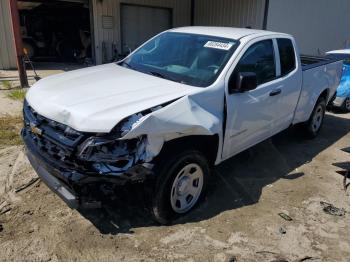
[[293, 61, 343, 124]]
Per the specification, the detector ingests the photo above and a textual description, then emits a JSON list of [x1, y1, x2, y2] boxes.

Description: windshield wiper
[[144, 70, 188, 84], [148, 71, 183, 83], [121, 61, 134, 69], [148, 71, 167, 79]]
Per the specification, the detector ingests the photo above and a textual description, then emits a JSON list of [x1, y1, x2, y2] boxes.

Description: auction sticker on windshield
[[204, 41, 234, 50]]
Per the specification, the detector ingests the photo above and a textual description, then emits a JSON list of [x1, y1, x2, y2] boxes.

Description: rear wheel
[[150, 151, 209, 224], [303, 97, 326, 138], [342, 97, 350, 112]]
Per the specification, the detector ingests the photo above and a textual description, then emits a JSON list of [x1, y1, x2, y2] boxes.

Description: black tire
[[303, 97, 326, 139], [150, 150, 210, 224], [341, 97, 350, 112]]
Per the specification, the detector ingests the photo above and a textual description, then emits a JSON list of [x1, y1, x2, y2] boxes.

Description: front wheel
[[303, 97, 326, 138], [150, 151, 210, 224]]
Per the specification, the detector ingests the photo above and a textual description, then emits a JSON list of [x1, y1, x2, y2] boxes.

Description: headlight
[[77, 135, 146, 174], [77, 137, 137, 162], [76, 106, 164, 174]]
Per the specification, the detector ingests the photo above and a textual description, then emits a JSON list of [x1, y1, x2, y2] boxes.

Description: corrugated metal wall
[[0, 0, 16, 70], [194, 0, 266, 29], [267, 0, 350, 55], [92, 0, 191, 64], [2, 0, 348, 69], [0, 0, 266, 68]]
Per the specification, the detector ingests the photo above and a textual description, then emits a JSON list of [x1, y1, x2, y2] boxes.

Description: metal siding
[[267, 0, 350, 55], [120, 5, 172, 52], [0, 0, 16, 69], [194, 0, 265, 30], [92, 0, 191, 64]]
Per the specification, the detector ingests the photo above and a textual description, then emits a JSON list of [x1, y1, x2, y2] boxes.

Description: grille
[[23, 100, 86, 165]]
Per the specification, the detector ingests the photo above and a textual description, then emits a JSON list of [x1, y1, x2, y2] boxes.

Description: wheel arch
[[319, 88, 329, 103], [293, 87, 330, 125], [154, 134, 220, 167], [308, 88, 329, 122]]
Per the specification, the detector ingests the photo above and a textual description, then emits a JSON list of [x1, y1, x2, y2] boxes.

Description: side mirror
[[229, 72, 257, 93]]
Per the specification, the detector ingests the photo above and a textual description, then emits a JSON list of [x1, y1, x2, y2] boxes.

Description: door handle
[[269, 88, 282, 96]]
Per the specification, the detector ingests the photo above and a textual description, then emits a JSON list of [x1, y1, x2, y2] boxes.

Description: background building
[[1, 0, 349, 69]]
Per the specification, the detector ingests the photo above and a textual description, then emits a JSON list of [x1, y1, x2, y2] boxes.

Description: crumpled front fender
[[120, 95, 221, 162]]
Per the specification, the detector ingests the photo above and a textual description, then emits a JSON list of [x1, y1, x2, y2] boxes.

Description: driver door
[[222, 38, 282, 160]]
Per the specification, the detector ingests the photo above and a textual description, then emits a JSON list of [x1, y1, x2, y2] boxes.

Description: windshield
[[120, 32, 239, 87]]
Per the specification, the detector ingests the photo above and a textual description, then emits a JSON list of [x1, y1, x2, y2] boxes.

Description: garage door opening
[[121, 4, 172, 55], [18, 0, 93, 65]]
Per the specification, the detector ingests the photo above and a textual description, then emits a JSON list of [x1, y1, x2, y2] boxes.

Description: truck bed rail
[[301, 55, 341, 71]]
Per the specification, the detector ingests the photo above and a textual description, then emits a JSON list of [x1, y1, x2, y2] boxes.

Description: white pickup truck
[[22, 27, 344, 224]]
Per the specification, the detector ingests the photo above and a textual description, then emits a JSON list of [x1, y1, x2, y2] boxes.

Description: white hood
[[26, 63, 198, 133]]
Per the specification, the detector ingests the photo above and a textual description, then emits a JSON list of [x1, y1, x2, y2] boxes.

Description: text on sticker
[[204, 41, 234, 50]]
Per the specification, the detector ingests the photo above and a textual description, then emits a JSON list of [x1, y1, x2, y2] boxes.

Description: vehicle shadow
[[328, 107, 348, 115], [78, 113, 350, 234]]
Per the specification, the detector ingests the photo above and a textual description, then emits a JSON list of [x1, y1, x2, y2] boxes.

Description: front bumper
[[26, 148, 79, 208], [332, 96, 346, 107], [22, 128, 152, 209]]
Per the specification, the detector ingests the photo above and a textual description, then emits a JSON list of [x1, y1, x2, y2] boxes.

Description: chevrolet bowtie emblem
[[30, 123, 43, 136]]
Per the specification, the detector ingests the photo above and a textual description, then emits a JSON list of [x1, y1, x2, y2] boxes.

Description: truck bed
[[293, 56, 343, 125], [301, 55, 340, 71]]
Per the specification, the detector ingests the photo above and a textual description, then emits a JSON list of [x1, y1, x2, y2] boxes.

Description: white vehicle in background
[[22, 27, 344, 224], [327, 49, 350, 56]]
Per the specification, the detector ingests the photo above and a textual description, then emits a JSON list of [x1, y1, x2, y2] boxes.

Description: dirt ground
[[0, 84, 350, 261]]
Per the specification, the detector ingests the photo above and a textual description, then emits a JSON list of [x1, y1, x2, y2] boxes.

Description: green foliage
[[6, 89, 27, 101], [1, 80, 12, 89]]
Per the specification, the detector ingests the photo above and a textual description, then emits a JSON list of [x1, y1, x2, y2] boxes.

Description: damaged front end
[[23, 90, 221, 209], [22, 100, 156, 208], [76, 135, 153, 179]]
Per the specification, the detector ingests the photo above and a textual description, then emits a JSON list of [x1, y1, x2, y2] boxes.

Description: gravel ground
[[0, 89, 349, 262]]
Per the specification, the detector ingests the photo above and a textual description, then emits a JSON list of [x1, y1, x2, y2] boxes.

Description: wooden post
[[9, 0, 29, 88]]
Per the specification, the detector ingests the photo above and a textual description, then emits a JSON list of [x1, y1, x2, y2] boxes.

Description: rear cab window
[[277, 38, 296, 76]]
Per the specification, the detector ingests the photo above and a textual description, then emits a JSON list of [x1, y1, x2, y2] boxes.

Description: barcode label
[[204, 41, 234, 50]]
